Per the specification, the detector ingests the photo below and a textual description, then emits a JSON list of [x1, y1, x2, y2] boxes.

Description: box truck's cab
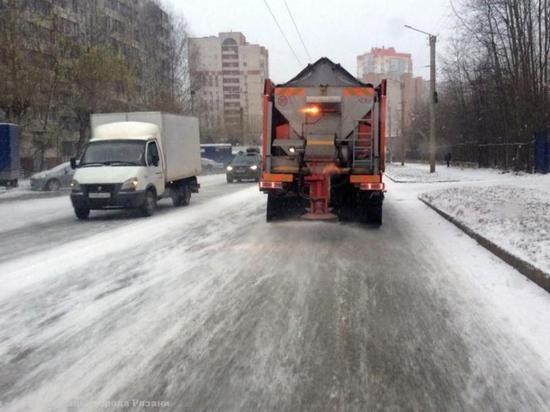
[[70, 121, 195, 219]]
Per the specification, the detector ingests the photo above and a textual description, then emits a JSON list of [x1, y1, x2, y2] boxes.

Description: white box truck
[[70, 112, 201, 219]]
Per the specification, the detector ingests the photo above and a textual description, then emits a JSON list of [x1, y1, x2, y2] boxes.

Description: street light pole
[[404, 24, 437, 173], [429, 34, 437, 173], [400, 81, 406, 166], [190, 90, 196, 115]]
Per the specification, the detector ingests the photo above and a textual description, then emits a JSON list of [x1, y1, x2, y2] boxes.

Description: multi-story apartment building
[[189, 32, 269, 144], [356, 47, 426, 160], [0, 0, 171, 170], [357, 47, 412, 81]]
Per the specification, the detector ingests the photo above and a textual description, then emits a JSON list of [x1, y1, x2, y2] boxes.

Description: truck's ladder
[[352, 116, 374, 169]]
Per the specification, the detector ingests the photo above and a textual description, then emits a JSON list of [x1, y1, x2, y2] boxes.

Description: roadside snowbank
[[0, 180, 32, 198], [420, 185, 550, 276]]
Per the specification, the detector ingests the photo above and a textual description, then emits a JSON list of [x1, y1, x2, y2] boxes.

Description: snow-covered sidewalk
[[404, 163, 550, 290], [386, 162, 501, 183]]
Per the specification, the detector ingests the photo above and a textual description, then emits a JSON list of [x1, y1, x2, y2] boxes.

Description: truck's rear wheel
[[74, 208, 90, 220], [171, 185, 191, 207], [141, 189, 157, 216], [180, 185, 191, 206], [366, 203, 383, 226], [266, 194, 282, 222]]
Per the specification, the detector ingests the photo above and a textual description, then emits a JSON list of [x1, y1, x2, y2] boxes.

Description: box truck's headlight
[[70, 179, 82, 192], [250, 165, 258, 170], [226, 166, 233, 171], [121, 177, 139, 191]]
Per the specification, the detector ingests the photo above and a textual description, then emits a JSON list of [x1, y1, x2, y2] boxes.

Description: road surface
[[1, 174, 549, 411]]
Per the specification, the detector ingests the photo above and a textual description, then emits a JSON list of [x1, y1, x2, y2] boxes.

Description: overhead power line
[[282, 0, 312, 62], [262, 0, 303, 66]]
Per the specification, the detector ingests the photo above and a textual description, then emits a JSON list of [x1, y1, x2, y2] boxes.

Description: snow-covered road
[[1, 174, 550, 411]]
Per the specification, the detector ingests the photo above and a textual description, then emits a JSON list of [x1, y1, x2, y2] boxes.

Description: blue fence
[[534, 129, 549, 174]]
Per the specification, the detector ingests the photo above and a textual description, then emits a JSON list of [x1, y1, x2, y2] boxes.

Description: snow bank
[[0, 180, 33, 199], [420, 185, 550, 276]]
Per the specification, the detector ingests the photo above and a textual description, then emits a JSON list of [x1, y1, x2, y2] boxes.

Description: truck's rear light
[[350, 175, 381, 184], [359, 182, 385, 191], [301, 105, 321, 115], [260, 181, 283, 190], [261, 173, 293, 183]]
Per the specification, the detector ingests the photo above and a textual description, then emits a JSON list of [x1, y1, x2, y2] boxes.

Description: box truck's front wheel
[[141, 189, 157, 217]]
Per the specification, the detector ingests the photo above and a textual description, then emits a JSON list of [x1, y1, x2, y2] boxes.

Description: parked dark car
[[30, 161, 74, 191], [226, 150, 261, 183]]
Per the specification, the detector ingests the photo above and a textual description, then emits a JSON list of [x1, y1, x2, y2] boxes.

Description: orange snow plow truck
[[259, 58, 387, 224]]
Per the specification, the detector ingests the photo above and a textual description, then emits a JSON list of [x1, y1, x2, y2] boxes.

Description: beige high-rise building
[[357, 47, 412, 81], [189, 32, 269, 144], [357, 47, 426, 161]]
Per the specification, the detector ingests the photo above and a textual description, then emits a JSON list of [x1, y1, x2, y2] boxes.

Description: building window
[[222, 38, 238, 46]]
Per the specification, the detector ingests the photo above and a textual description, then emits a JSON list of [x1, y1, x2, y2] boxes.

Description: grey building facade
[[0, 0, 171, 171]]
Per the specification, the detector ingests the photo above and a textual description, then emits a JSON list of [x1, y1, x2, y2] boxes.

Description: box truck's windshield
[[80, 140, 146, 166]]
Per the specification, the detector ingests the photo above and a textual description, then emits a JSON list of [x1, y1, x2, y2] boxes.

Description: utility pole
[[429, 34, 437, 173], [400, 81, 406, 166], [239, 107, 244, 145], [388, 109, 392, 162], [190, 90, 196, 115], [404, 24, 437, 173]]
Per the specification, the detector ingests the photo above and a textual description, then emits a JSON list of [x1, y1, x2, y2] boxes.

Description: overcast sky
[[165, 0, 454, 83]]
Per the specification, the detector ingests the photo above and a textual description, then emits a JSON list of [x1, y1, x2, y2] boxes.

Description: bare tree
[[430, 0, 550, 170], [69, 46, 136, 152]]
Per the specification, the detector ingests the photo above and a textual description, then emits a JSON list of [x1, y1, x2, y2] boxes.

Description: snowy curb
[[419, 197, 550, 293], [384, 173, 399, 183]]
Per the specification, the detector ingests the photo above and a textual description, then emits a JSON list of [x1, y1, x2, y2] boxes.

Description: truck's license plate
[[89, 192, 111, 199]]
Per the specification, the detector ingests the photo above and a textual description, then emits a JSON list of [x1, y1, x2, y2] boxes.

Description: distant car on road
[[226, 149, 261, 183], [201, 157, 225, 174], [30, 161, 74, 191]]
